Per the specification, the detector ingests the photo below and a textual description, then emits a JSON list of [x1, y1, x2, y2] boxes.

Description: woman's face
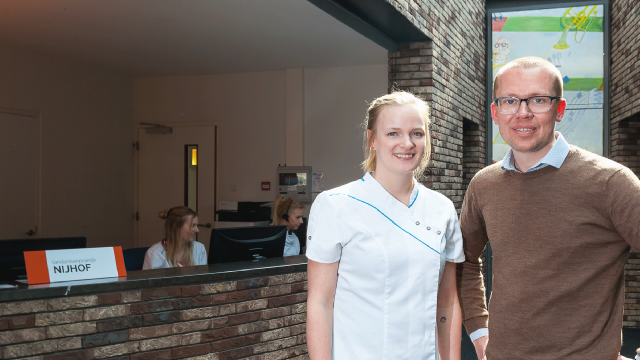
[[283, 208, 304, 230], [181, 215, 199, 243], [369, 105, 426, 177]]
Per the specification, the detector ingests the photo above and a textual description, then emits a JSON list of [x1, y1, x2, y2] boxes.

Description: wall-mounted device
[[277, 166, 312, 203]]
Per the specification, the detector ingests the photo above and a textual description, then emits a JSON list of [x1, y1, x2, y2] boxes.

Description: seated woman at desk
[[142, 206, 207, 269], [271, 195, 304, 256]]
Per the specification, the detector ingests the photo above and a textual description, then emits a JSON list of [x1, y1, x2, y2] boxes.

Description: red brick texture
[[626, 252, 640, 327], [386, 1, 487, 210], [611, 0, 640, 328], [0, 272, 308, 359], [611, 0, 640, 125]]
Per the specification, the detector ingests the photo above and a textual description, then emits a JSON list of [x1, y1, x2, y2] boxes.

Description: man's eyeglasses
[[493, 96, 561, 114]]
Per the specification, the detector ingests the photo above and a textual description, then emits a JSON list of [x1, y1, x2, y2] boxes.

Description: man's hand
[[472, 335, 488, 360]]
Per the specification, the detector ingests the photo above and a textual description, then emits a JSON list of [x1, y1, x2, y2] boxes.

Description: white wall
[[0, 46, 134, 248], [134, 65, 388, 207], [0, 46, 385, 249], [0, 45, 386, 248], [133, 72, 287, 203], [304, 65, 388, 190]]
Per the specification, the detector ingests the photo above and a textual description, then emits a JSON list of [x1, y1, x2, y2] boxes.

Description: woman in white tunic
[[270, 195, 303, 256], [142, 206, 207, 269], [306, 91, 464, 360]]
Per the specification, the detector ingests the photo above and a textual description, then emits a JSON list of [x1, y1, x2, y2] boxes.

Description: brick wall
[[611, 0, 640, 328], [611, 0, 640, 125], [613, 113, 640, 327], [386, 1, 486, 210], [626, 252, 640, 327], [0, 273, 308, 360], [462, 119, 486, 191]]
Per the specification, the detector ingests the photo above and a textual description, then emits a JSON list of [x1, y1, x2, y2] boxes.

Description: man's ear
[[491, 102, 499, 125], [556, 99, 567, 122]]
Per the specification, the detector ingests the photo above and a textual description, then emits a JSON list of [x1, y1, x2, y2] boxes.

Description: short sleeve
[[445, 203, 465, 263], [305, 192, 347, 264], [194, 242, 208, 265], [142, 244, 169, 270]]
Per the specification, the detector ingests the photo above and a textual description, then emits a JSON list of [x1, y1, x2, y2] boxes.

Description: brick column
[[611, 115, 640, 328], [384, 0, 485, 211], [389, 42, 465, 209], [463, 120, 486, 190], [388, 40, 486, 210], [611, 0, 640, 328]]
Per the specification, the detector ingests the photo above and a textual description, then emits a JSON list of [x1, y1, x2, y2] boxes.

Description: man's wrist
[[469, 328, 488, 342]]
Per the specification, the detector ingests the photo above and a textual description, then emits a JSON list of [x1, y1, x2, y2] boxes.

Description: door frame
[[133, 121, 219, 248], [1, 107, 42, 238]]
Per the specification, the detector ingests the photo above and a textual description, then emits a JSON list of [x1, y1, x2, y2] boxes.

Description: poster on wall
[[491, 5, 604, 163]]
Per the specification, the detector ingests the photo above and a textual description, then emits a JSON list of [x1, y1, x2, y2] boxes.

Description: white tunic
[[142, 241, 207, 270], [306, 173, 464, 360]]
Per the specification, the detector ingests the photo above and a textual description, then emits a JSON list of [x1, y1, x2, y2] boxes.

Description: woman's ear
[[367, 129, 375, 149]]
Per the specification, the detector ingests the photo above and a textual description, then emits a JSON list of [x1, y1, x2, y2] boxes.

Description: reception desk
[[0, 255, 308, 360]]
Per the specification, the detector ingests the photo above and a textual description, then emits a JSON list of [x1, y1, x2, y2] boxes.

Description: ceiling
[[0, 0, 388, 77]]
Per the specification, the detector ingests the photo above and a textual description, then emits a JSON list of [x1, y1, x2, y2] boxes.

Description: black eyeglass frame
[[493, 96, 562, 114]]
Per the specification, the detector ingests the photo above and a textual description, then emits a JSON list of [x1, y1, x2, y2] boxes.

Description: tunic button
[[426, 227, 431, 230], [415, 221, 420, 225], [308, 236, 312, 240], [437, 231, 441, 235]]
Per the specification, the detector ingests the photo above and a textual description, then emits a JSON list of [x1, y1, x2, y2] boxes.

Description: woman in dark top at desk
[[271, 195, 304, 256], [142, 206, 207, 269]]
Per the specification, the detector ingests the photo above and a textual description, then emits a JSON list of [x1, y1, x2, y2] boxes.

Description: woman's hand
[[437, 261, 462, 360], [307, 259, 339, 360]]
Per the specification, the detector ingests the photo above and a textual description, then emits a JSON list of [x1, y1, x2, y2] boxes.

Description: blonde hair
[[271, 195, 304, 225], [158, 206, 197, 267], [361, 91, 431, 179], [493, 56, 563, 98]]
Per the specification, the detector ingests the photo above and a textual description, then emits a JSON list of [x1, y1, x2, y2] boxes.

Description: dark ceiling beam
[[307, 0, 430, 52]]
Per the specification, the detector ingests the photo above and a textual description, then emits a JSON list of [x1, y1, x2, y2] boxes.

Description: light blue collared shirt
[[500, 132, 570, 173], [469, 132, 570, 343]]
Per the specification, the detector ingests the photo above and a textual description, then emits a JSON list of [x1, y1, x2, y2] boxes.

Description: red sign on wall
[[261, 182, 270, 191]]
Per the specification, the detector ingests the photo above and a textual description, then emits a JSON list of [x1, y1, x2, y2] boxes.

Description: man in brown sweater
[[459, 56, 640, 360]]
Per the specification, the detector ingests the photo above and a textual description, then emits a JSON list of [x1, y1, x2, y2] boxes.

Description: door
[[0, 110, 40, 239], [136, 125, 216, 251]]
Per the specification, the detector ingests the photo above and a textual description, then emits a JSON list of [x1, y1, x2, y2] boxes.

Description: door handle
[[26, 227, 37, 236]]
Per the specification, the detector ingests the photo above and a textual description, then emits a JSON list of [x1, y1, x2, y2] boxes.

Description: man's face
[[492, 67, 566, 160]]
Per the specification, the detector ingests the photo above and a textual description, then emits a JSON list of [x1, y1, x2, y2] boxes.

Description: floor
[[622, 327, 640, 358]]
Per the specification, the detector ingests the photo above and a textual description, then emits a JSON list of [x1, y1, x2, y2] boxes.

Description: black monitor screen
[[208, 225, 287, 264], [0, 237, 87, 281], [278, 173, 307, 186]]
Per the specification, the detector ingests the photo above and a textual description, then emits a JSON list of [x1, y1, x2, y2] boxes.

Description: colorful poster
[[491, 5, 604, 162]]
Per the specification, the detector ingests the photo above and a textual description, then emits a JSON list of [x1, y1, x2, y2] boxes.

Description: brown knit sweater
[[459, 146, 640, 360]]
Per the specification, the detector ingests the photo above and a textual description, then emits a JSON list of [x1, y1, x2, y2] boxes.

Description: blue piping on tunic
[[408, 188, 419, 208], [328, 193, 439, 255]]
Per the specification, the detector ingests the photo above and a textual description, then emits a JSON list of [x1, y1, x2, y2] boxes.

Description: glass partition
[[491, 4, 605, 162]]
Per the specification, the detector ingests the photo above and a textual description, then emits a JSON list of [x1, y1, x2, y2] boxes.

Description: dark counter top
[[0, 255, 308, 303]]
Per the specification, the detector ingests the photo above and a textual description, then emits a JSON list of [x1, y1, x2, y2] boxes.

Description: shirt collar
[[501, 132, 570, 173], [363, 172, 419, 207]]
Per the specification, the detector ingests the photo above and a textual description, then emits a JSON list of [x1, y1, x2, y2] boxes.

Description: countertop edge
[[0, 256, 308, 302]]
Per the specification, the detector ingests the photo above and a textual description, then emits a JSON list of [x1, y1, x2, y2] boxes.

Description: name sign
[[24, 247, 127, 284]]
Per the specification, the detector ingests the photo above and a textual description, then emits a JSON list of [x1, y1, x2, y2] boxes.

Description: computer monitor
[[0, 237, 87, 281], [208, 225, 287, 264]]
